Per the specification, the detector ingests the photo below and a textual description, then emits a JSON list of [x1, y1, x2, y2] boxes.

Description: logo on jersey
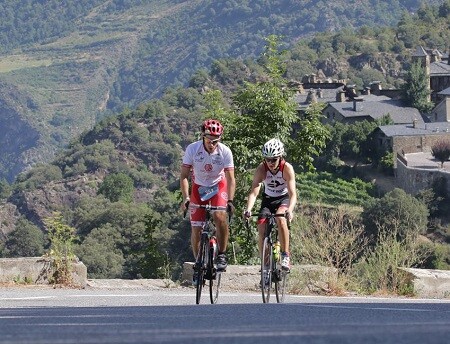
[[267, 179, 284, 188], [204, 164, 213, 172], [211, 155, 223, 165]]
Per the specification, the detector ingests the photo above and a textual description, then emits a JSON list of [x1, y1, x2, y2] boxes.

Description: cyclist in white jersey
[[244, 138, 297, 271], [180, 119, 235, 279]]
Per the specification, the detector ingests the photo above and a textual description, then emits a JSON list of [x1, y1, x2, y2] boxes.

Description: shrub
[[431, 140, 450, 168], [293, 205, 368, 274], [352, 223, 432, 295], [44, 212, 76, 285], [362, 188, 429, 242]]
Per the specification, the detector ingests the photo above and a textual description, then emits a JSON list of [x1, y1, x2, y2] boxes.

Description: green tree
[[212, 35, 329, 262], [98, 172, 134, 203], [74, 224, 125, 278], [401, 60, 434, 113], [0, 178, 10, 199], [4, 218, 45, 257]]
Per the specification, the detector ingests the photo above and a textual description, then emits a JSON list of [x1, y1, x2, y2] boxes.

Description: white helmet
[[262, 138, 284, 158]]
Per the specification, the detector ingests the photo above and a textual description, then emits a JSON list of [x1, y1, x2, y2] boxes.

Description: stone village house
[[294, 46, 450, 195]]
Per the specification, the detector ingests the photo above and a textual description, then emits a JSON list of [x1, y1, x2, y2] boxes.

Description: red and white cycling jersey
[[182, 140, 234, 186]]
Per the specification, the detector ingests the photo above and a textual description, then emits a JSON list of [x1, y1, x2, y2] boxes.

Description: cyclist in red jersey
[[180, 119, 235, 282], [244, 138, 297, 271]]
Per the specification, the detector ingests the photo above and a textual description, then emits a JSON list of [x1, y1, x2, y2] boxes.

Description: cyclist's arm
[[225, 168, 236, 197], [180, 165, 191, 207], [284, 162, 297, 217], [245, 163, 265, 213]]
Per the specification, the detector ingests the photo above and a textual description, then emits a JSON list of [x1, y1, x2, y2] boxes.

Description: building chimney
[[298, 83, 305, 94], [306, 89, 317, 104], [353, 97, 364, 111], [370, 81, 382, 95], [316, 88, 323, 98], [413, 118, 418, 128], [336, 91, 346, 102]]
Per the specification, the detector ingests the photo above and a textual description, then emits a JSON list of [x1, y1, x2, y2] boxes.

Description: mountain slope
[[0, 0, 446, 182]]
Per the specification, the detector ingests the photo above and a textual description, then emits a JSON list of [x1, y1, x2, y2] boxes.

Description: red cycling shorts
[[190, 179, 228, 226]]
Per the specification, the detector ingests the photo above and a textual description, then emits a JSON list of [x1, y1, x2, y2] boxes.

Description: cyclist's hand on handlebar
[[285, 210, 293, 223], [181, 199, 190, 217], [243, 210, 251, 219], [226, 201, 235, 214]]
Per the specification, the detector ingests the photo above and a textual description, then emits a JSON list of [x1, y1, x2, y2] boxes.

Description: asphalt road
[[0, 287, 449, 344]]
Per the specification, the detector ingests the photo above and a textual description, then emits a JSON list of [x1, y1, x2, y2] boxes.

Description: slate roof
[[326, 98, 423, 124], [378, 122, 450, 137], [438, 87, 450, 96], [294, 88, 339, 108], [430, 61, 450, 76]]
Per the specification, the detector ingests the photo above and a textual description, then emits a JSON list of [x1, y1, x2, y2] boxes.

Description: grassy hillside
[[0, 0, 448, 182]]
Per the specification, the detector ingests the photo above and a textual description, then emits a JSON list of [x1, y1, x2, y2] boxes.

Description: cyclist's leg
[[275, 208, 290, 254], [274, 195, 290, 254], [190, 225, 202, 259], [257, 222, 266, 258], [213, 211, 228, 252], [189, 183, 206, 259], [276, 214, 291, 270], [275, 195, 291, 270], [210, 180, 229, 269], [257, 198, 273, 265]]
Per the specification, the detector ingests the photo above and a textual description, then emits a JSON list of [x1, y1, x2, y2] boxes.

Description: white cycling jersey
[[263, 159, 288, 197], [182, 140, 234, 186]]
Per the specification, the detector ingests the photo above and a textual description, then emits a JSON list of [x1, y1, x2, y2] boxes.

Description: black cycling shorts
[[258, 193, 289, 218]]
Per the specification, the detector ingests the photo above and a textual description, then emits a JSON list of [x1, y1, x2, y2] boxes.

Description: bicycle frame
[[189, 204, 227, 304], [248, 212, 290, 303]]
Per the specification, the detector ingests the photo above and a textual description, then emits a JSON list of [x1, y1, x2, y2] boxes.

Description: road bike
[[247, 213, 290, 303], [185, 203, 228, 304]]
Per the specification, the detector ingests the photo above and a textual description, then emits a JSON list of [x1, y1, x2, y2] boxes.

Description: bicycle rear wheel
[[261, 236, 273, 303], [195, 236, 208, 304], [209, 249, 221, 304]]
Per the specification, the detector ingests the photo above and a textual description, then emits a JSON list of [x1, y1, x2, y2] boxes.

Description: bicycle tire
[[261, 236, 272, 303], [274, 248, 288, 303], [275, 270, 289, 303], [209, 248, 221, 304], [195, 235, 208, 304]]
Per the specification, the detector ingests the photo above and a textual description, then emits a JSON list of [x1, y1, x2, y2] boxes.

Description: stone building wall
[[393, 134, 450, 155]]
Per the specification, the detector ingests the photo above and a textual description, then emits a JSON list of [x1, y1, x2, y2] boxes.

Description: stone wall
[[396, 156, 450, 195], [0, 257, 87, 288]]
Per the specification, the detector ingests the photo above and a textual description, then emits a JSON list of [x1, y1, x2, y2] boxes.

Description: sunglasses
[[265, 157, 279, 163], [204, 136, 221, 144]]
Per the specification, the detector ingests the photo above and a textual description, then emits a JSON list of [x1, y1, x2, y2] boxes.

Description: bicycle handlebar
[[190, 204, 229, 211], [244, 212, 290, 230], [183, 202, 232, 222]]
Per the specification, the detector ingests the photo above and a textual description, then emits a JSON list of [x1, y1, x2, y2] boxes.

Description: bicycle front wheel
[[209, 249, 221, 304], [261, 237, 273, 303], [275, 269, 289, 303], [195, 236, 208, 304]]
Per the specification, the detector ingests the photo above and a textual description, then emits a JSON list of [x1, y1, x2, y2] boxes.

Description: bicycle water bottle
[[273, 241, 281, 261], [210, 236, 218, 261]]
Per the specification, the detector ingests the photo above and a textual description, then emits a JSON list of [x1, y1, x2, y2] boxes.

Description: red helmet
[[202, 119, 224, 136]]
